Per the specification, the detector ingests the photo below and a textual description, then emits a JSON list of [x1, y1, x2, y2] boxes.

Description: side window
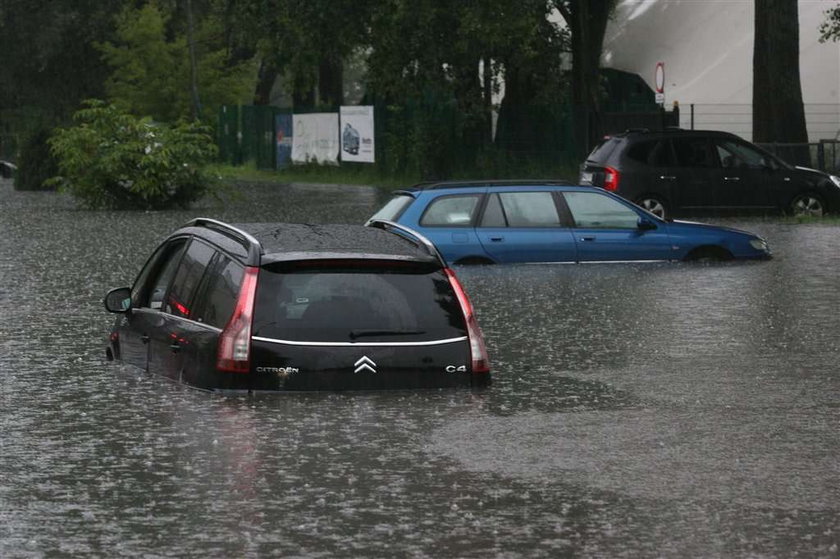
[[716, 140, 768, 169], [564, 192, 640, 229], [131, 240, 188, 310], [420, 195, 480, 226], [671, 137, 716, 168], [498, 192, 560, 227], [165, 240, 216, 318], [626, 139, 673, 166], [480, 193, 507, 227], [192, 256, 245, 328]]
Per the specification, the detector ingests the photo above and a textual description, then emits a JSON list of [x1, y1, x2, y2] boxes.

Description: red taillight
[[217, 266, 259, 373], [444, 268, 490, 374], [603, 166, 620, 191]]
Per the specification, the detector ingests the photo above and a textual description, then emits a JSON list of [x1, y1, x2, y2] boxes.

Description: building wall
[[601, 0, 840, 141]]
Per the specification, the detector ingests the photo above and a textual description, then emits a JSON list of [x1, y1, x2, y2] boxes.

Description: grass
[[209, 159, 582, 191]]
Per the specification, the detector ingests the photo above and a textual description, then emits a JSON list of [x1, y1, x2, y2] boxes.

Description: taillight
[[603, 166, 620, 191], [217, 266, 259, 373], [444, 268, 490, 374]]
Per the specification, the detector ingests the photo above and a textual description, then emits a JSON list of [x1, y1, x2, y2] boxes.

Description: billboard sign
[[339, 106, 375, 163]]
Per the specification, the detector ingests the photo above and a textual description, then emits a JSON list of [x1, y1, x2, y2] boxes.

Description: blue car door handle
[[580, 236, 596, 242], [489, 236, 504, 242]]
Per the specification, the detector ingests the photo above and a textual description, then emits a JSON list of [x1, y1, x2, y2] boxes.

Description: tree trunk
[[558, 0, 613, 156], [753, 0, 809, 164], [318, 55, 344, 108], [253, 58, 278, 105]]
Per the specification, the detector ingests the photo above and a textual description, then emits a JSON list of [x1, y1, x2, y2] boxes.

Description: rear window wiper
[[349, 329, 426, 340]]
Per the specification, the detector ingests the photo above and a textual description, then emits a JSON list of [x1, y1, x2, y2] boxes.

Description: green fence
[[217, 102, 674, 177]]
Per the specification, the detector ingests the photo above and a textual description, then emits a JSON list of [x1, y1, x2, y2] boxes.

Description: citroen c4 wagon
[[104, 218, 490, 392]]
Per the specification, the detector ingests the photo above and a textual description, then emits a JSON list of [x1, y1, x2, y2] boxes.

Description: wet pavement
[[1, 179, 839, 557]]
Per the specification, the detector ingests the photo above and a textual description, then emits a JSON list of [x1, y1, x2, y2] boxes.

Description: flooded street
[[1, 179, 839, 557]]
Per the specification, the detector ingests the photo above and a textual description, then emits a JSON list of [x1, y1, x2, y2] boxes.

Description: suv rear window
[[252, 263, 467, 343], [625, 139, 673, 166]]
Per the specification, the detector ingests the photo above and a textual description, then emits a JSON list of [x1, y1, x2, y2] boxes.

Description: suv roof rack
[[365, 219, 448, 267], [183, 217, 263, 266], [411, 179, 571, 190]]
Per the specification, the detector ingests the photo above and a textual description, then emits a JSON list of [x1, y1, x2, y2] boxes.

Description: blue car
[[367, 180, 772, 264]]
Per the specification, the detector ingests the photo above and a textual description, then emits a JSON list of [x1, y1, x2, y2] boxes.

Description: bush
[[49, 100, 218, 210], [14, 128, 59, 191]]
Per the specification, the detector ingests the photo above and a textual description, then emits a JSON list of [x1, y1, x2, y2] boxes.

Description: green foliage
[[48, 101, 218, 210], [14, 128, 59, 191], [98, 3, 255, 122]]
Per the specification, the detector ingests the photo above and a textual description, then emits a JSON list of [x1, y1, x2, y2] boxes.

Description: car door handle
[[580, 236, 596, 242], [489, 236, 504, 242], [724, 176, 740, 181], [659, 175, 676, 180], [140, 335, 150, 344]]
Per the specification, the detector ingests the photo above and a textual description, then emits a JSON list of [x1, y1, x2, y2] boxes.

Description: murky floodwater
[[1, 179, 838, 557]]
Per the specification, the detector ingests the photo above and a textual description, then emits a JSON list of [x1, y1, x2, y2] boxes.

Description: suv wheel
[[635, 196, 669, 219], [790, 193, 825, 217]]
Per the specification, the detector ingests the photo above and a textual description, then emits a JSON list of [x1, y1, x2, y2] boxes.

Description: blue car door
[[476, 191, 578, 263], [562, 191, 675, 261]]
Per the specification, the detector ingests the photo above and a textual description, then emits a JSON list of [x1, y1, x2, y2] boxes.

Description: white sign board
[[339, 105, 375, 163], [291, 113, 339, 165]]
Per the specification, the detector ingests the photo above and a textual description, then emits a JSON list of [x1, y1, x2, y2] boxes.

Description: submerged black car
[[104, 218, 490, 392]]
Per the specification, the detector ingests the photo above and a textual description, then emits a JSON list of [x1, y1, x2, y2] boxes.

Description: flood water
[[1, 179, 839, 557]]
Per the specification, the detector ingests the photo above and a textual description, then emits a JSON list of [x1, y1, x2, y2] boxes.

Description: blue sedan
[[367, 181, 771, 264]]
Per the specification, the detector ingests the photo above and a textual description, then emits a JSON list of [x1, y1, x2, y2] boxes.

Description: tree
[[98, 2, 254, 122], [753, 0, 809, 158], [553, 0, 618, 155]]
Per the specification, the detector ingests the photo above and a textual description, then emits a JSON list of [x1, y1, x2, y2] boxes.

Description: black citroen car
[[104, 218, 490, 392]]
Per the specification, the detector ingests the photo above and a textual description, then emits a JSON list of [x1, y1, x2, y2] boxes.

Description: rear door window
[[192, 255, 244, 328], [420, 195, 481, 226], [252, 263, 467, 343], [165, 240, 215, 318], [626, 139, 673, 166], [672, 137, 717, 168], [490, 192, 561, 227]]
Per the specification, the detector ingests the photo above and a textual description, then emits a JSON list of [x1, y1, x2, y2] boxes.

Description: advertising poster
[[339, 106, 375, 163], [275, 113, 293, 169], [291, 113, 339, 165]]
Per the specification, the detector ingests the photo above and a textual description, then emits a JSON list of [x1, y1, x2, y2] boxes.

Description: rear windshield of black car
[[586, 137, 620, 163], [252, 262, 467, 343]]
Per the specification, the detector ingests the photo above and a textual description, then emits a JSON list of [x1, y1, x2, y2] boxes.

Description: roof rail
[[183, 218, 263, 266], [413, 179, 572, 190], [364, 219, 448, 267]]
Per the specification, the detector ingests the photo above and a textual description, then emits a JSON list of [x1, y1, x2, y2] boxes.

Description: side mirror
[[637, 217, 658, 231], [104, 287, 132, 313]]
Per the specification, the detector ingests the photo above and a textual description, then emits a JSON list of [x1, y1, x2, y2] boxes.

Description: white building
[[601, 0, 840, 141]]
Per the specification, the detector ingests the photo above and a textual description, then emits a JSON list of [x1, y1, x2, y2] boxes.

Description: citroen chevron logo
[[354, 356, 377, 374]]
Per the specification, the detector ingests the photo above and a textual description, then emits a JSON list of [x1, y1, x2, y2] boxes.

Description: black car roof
[[178, 219, 440, 267], [610, 128, 741, 140]]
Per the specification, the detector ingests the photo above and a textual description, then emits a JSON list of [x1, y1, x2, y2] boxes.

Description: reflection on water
[[1, 180, 839, 557]]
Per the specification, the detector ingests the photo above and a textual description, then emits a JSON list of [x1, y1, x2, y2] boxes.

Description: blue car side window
[[480, 194, 507, 227], [564, 192, 640, 229], [420, 195, 480, 227], [498, 192, 560, 227]]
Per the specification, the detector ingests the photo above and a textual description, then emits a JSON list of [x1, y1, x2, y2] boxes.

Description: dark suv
[[579, 129, 840, 219], [104, 218, 490, 392]]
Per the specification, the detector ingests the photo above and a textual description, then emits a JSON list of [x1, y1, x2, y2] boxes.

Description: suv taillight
[[444, 268, 490, 374], [604, 166, 620, 191], [217, 266, 259, 373]]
